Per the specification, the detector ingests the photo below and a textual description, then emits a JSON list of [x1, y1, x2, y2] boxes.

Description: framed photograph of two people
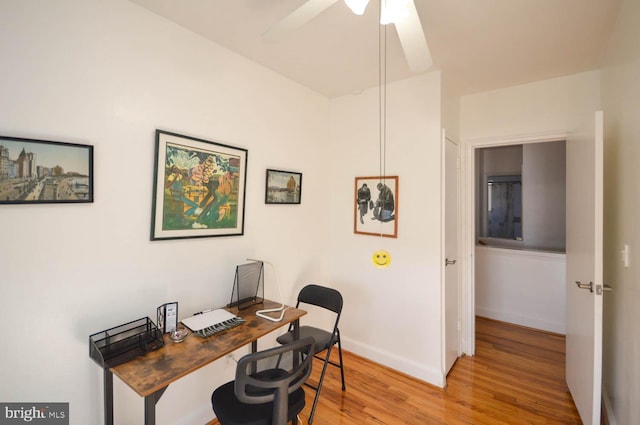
[[354, 176, 398, 238]]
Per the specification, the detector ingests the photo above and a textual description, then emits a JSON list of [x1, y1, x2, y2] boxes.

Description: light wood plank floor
[[208, 317, 581, 424]]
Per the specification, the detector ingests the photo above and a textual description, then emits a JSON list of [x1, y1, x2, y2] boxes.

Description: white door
[[444, 135, 460, 375], [565, 111, 604, 425]]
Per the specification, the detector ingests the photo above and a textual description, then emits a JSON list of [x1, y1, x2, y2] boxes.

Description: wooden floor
[[208, 317, 581, 424]]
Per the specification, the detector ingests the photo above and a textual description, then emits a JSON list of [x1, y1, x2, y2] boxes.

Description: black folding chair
[[276, 284, 345, 424]]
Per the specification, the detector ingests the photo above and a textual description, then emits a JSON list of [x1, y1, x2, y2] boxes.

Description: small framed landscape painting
[[0, 135, 94, 205], [265, 169, 302, 205]]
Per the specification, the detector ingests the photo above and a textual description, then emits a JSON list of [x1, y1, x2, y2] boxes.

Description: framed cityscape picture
[[0, 135, 94, 204], [151, 130, 248, 240], [265, 169, 302, 204], [354, 176, 398, 238]]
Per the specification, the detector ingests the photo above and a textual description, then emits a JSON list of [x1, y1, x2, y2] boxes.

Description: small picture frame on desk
[[157, 302, 178, 333]]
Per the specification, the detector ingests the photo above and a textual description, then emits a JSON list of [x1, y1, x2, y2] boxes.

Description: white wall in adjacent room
[[475, 246, 566, 333], [522, 140, 566, 251]]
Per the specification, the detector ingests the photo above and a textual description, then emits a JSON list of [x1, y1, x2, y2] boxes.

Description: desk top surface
[[110, 300, 305, 397]]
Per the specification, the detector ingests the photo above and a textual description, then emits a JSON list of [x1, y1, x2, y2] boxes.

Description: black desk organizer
[[89, 317, 165, 368]]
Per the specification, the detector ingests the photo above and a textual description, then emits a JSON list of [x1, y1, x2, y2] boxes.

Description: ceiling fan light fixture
[[344, 0, 370, 15], [380, 0, 410, 25]]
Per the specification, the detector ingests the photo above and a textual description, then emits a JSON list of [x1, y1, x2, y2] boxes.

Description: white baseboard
[[342, 337, 445, 388], [173, 406, 213, 425], [475, 307, 565, 334]]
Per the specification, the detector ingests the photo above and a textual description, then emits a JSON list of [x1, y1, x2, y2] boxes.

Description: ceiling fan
[[262, 0, 432, 73]]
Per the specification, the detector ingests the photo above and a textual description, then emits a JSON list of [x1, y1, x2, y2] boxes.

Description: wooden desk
[[102, 301, 305, 425]]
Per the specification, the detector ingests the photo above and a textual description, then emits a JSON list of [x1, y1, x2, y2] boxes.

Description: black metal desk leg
[[144, 395, 155, 425], [293, 319, 300, 339], [249, 340, 258, 374], [293, 319, 300, 368], [144, 387, 167, 425], [104, 369, 113, 425]]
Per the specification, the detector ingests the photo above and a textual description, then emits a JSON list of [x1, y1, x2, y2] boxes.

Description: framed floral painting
[[151, 130, 247, 240]]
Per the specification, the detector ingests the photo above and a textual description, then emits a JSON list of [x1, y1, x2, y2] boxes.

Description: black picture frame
[[0, 135, 93, 204], [151, 130, 248, 240], [156, 301, 179, 333], [265, 169, 302, 204]]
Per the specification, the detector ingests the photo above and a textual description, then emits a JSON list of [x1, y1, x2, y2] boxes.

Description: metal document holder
[[89, 317, 165, 368], [228, 261, 264, 310]]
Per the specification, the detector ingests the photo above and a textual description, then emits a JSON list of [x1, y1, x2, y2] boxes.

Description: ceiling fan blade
[[394, 0, 432, 72], [263, 0, 341, 42]]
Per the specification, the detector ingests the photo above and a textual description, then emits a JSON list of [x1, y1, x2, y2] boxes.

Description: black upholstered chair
[[276, 284, 345, 424], [211, 336, 315, 425]]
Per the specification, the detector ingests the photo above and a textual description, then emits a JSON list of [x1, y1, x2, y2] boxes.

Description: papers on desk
[[181, 309, 245, 337]]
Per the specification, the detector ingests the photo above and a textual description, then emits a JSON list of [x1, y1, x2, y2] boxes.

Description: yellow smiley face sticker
[[372, 250, 391, 269]]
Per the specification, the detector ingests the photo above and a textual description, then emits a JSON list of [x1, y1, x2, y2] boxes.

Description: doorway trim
[[460, 131, 568, 355]]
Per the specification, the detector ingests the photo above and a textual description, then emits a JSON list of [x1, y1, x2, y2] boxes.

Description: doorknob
[[445, 258, 457, 266], [575, 281, 594, 292]]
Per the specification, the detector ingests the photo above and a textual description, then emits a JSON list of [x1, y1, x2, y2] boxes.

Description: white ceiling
[[129, 0, 621, 98]]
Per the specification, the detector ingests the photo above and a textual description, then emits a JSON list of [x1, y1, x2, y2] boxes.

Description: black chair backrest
[[297, 284, 343, 314], [235, 336, 315, 425]]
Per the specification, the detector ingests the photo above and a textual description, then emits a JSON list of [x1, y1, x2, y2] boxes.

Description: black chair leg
[[308, 348, 333, 424], [336, 332, 346, 391]]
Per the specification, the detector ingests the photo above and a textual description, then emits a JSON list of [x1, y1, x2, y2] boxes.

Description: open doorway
[[475, 140, 567, 335], [460, 134, 568, 355]]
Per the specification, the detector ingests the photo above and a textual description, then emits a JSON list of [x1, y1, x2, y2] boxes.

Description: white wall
[[600, 0, 640, 423], [461, 71, 601, 141], [475, 246, 566, 333], [0, 1, 331, 424], [443, 87, 461, 143], [328, 72, 445, 385], [522, 141, 566, 251]]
